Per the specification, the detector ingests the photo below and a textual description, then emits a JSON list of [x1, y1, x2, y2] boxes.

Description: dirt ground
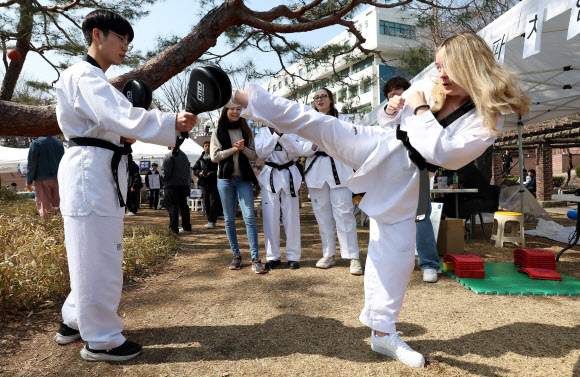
[[1, 202, 579, 377]]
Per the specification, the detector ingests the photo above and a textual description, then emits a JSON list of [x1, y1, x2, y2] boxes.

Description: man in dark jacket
[[26, 136, 65, 219], [192, 141, 222, 229], [162, 147, 192, 234], [145, 163, 161, 209], [126, 160, 142, 216]]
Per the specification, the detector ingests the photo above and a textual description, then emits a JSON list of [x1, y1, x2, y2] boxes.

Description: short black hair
[[382, 76, 411, 98], [151, 163, 158, 167], [203, 140, 210, 146], [82, 9, 134, 47], [10, 182, 17, 186], [529, 169, 536, 175]]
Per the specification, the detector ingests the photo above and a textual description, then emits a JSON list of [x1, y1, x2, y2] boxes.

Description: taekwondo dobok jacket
[[240, 81, 502, 225], [299, 114, 355, 189], [56, 60, 176, 218], [254, 127, 302, 194]]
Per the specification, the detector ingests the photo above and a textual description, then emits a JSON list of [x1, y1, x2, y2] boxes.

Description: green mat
[[441, 262, 580, 296]]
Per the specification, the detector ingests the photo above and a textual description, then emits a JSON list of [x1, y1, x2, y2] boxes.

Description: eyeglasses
[[107, 30, 133, 52], [313, 94, 329, 101]]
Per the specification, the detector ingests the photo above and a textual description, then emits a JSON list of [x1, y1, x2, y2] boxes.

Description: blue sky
[[19, 0, 367, 88]]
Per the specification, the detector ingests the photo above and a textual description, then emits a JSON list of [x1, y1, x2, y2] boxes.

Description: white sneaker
[[316, 256, 336, 269], [205, 222, 215, 229], [178, 228, 191, 233], [423, 268, 438, 283], [371, 331, 425, 368], [126, 212, 136, 216], [350, 259, 363, 275]]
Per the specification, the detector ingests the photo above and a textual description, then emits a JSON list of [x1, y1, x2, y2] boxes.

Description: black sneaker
[[265, 259, 281, 270], [54, 322, 81, 345], [80, 340, 142, 362], [252, 258, 268, 274], [229, 255, 242, 270], [288, 261, 300, 269]]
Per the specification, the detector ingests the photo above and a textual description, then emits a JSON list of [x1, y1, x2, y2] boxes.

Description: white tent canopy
[[131, 138, 204, 163], [0, 146, 29, 172]]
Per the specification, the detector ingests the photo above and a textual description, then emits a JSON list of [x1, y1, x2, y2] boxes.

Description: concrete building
[[261, 6, 420, 119]]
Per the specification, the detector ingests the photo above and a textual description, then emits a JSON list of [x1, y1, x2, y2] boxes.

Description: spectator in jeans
[[211, 101, 266, 274], [26, 136, 65, 219], [145, 163, 162, 209], [162, 147, 192, 234], [383, 77, 440, 283], [193, 140, 222, 229]]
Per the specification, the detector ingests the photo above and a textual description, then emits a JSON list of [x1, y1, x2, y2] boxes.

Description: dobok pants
[[309, 182, 359, 259], [262, 187, 301, 262], [359, 217, 416, 333], [61, 213, 126, 350]]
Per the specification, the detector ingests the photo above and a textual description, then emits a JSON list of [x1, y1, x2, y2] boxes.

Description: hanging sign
[[491, 33, 508, 64], [568, 0, 580, 40], [523, 7, 545, 59]]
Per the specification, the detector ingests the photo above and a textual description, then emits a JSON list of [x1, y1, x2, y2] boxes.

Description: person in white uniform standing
[[230, 33, 530, 368], [255, 126, 303, 269], [300, 88, 363, 276], [53, 9, 197, 362]]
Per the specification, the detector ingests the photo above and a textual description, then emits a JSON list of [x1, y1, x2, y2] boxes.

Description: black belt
[[264, 160, 297, 197], [69, 137, 133, 207], [304, 151, 341, 185], [395, 126, 432, 222]]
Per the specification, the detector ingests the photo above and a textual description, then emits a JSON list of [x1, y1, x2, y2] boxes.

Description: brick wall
[[536, 144, 553, 201]]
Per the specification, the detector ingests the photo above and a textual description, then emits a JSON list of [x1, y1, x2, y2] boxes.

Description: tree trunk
[[0, 0, 34, 101]]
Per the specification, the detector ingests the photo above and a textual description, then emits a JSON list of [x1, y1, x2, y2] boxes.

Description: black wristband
[[414, 104, 430, 115], [384, 105, 398, 116]]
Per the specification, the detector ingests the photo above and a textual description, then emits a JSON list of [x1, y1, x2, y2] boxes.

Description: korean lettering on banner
[[139, 160, 151, 175], [492, 33, 507, 64], [568, 0, 580, 40], [523, 6, 545, 59]]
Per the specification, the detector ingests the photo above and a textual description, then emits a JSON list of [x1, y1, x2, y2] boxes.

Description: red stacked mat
[[513, 249, 557, 269], [513, 249, 561, 281], [443, 255, 485, 278], [517, 268, 562, 281]]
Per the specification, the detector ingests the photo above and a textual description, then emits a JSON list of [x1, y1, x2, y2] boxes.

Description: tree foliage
[[0, 0, 516, 137]]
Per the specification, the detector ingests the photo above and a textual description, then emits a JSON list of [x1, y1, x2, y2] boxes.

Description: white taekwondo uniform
[[240, 81, 501, 333], [254, 127, 303, 262], [298, 114, 359, 260], [56, 57, 176, 350]]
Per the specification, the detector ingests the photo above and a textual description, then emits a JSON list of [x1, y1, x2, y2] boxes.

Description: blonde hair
[[430, 33, 530, 133]]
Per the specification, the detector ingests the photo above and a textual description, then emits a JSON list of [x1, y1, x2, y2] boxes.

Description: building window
[[344, 40, 350, 49], [299, 68, 304, 76], [363, 80, 372, 93], [307, 64, 313, 72], [379, 20, 415, 39], [339, 88, 347, 102], [349, 85, 359, 97], [353, 56, 373, 73], [354, 104, 373, 114], [278, 82, 282, 89]]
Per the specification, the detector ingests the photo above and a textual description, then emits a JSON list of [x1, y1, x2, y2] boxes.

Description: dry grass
[[0, 202, 579, 377], [0, 186, 178, 313]]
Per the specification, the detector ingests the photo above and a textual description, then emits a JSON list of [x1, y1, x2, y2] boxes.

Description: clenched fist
[[175, 110, 198, 132]]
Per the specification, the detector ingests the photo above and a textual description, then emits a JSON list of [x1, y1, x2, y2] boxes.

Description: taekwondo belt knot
[[68, 137, 133, 207], [264, 160, 297, 197]]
